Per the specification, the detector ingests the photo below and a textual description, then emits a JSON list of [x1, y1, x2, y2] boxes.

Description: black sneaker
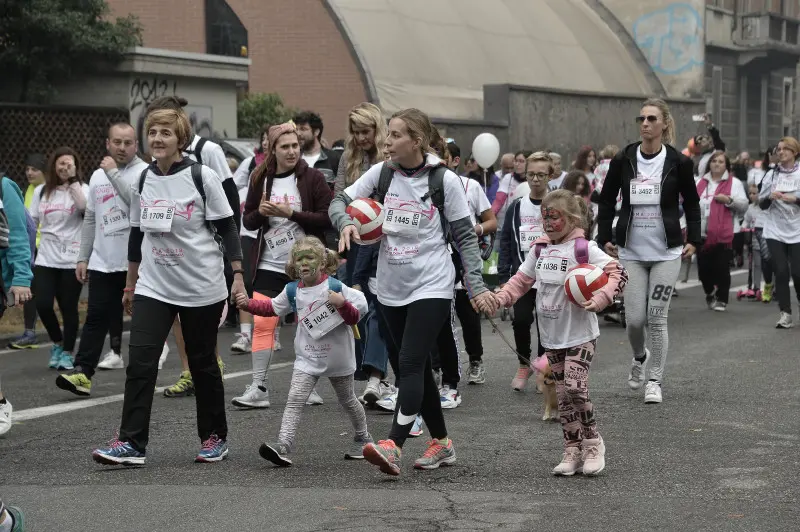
[[259, 442, 292, 466]]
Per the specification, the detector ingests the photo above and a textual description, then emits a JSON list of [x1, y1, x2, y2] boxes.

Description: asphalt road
[[1, 270, 798, 532]]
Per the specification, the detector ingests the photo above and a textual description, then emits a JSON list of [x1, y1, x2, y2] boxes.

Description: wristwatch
[[232, 269, 245, 275]]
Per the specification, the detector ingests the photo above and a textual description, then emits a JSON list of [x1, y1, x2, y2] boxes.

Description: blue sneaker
[[195, 434, 228, 463], [92, 437, 146, 466], [409, 415, 424, 438], [48, 345, 63, 369], [9, 329, 38, 349], [57, 351, 74, 371]]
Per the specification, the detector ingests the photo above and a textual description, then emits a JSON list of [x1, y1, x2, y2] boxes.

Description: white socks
[[240, 323, 253, 338]]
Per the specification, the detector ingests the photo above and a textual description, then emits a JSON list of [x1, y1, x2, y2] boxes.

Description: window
[[205, 0, 249, 58]]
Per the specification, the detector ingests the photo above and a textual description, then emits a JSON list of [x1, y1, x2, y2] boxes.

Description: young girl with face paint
[[234, 236, 372, 466], [486, 190, 628, 477]]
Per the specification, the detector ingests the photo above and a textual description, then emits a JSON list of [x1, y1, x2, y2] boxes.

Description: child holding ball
[[234, 236, 372, 466], [483, 190, 627, 476]]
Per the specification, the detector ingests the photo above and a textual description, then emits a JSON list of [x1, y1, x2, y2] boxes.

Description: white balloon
[[471, 133, 500, 169]]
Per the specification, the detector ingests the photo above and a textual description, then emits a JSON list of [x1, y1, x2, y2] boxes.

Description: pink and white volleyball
[[345, 198, 385, 244], [564, 264, 609, 306]]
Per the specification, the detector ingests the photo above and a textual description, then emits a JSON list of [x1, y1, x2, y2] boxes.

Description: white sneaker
[[159, 343, 169, 370], [627, 348, 650, 390], [230, 333, 251, 354], [306, 388, 324, 406], [552, 446, 583, 476], [440, 385, 462, 409], [581, 437, 606, 476], [644, 381, 663, 404], [231, 384, 270, 408], [0, 400, 12, 436], [362, 380, 382, 405], [374, 390, 397, 413], [776, 312, 794, 329], [97, 350, 124, 370]]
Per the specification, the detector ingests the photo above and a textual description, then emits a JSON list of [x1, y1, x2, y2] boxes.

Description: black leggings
[[512, 289, 545, 366], [766, 239, 800, 314], [454, 288, 483, 362], [697, 244, 732, 304], [74, 271, 126, 378], [377, 298, 450, 448], [34, 266, 83, 352], [119, 295, 226, 452]]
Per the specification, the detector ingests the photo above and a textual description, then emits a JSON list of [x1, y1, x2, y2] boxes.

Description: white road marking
[[13, 362, 293, 422]]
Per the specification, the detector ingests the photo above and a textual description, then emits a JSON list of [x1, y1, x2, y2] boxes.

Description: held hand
[[338, 225, 361, 252], [100, 156, 116, 173], [778, 193, 797, 203], [230, 277, 246, 305], [122, 290, 134, 316], [713, 194, 730, 204], [76, 262, 88, 284], [682, 243, 696, 259], [582, 299, 601, 313], [770, 191, 784, 201], [234, 291, 250, 310], [604, 242, 619, 258], [328, 290, 346, 308], [8, 286, 32, 307], [471, 291, 498, 315]]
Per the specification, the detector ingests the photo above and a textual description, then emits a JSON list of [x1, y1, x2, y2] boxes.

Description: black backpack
[[185, 137, 208, 165]]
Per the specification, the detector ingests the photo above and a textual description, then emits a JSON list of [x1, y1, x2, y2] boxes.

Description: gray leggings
[[278, 368, 369, 451], [621, 258, 681, 383]]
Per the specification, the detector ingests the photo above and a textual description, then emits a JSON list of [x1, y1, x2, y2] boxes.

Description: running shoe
[[0, 400, 12, 437], [195, 434, 228, 463], [712, 301, 727, 312], [440, 385, 462, 409], [231, 384, 270, 408], [55, 372, 92, 397], [158, 343, 169, 370], [776, 312, 793, 329], [374, 390, 397, 413], [259, 442, 292, 466], [306, 388, 324, 406], [57, 351, 74, 371], [466, 361, 486, 384], [97, 350, 124, 370], [6, 505, 24, 531], [92, 437, 146, 466], [48, 345, 63, 369], [344, 433, 374, 460], [627, 348, 650, 390], [9, 330, 38, 349], [581, 437, 606, 476], [230, 333, 251, 354], [552, 447, 583, 476], [762, 282, 774, 303], [363, 439, 401, 476], [408, 415, 424, 438], [511, 366, 533, 391], [644, 381, 663, 404], [413, 438, 456, 470], [362, 380, 382, 405], [163, 371, 194, 397]]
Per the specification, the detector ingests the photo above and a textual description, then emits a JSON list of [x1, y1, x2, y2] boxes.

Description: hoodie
[[0, 177, 34, 290]]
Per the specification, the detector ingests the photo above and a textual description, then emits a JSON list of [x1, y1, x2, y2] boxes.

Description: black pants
[[23, 250, 38, 330], [430, 300, 460, 389], [119, 295, 226, 452], [766, 239, 800, 314], [74, 271, 126, 378], [512, 289, 544, 365], [697, 244, 732, 304], [377, 298, 450, 448], [454, 288, 483, 362], [34, 266, 83, 352]]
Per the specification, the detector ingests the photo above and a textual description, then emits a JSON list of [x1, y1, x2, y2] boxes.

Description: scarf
[[697, 171, 733, 249]]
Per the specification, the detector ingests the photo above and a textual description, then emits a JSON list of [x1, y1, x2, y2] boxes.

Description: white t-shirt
[[257, 174, 305, 273], [302, 152, 321, 169], [344, 156, 472, 306], [270, 278, 368, 377], [519, 238, 614, 349], [548, 172, 567, 191], [186, 136, 230, 183], [696, 152, 713, 179], [233, 156, 254, 191], [518, 196, 543, 256], [86, 160, 148, 272], [239, 187, 258, 239], [130, 163, 233, 306], [497, 173, 523, 231], [619, 147, 682, 262], [460, 176, 491, 224], [747, 167, 766, 189], [697, 174, 747, 238], [760, 165, 800, 243], [30, 183, 90, 269]]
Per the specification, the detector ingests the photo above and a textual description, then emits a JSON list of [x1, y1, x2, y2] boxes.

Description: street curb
[[0, 317, 133, 347]]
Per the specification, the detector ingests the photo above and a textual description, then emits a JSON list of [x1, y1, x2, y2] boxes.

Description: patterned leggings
[[546, 340, 599, 447], [278, 368, 369, 451]]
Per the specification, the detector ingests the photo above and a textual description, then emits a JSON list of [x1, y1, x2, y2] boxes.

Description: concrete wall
[[601, 0, 705, 99], [431, 119, 509, 166]]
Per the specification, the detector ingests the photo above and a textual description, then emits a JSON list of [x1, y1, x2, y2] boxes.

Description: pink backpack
[[533, 237, 590, 264]]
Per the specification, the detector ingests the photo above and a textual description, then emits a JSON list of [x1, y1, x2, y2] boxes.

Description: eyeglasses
[[527, 172, 550, 180], [635, 115, 659, 124]]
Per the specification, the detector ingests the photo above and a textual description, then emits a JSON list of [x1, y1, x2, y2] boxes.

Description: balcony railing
[[738, 13, 800, 49]]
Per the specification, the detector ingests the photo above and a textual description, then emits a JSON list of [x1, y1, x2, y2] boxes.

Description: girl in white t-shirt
[[235, 237, 372, 466], [488, 190, 627, 477], [29, 147, 89, 371]]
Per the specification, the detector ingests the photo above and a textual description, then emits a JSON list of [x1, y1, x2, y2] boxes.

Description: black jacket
[[497, 198, 527, 284], [313, 148, 341, 191], [597, 142, 701, 249]]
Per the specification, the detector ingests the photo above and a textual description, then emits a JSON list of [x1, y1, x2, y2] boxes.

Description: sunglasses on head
[[636, 115, 659, 124]]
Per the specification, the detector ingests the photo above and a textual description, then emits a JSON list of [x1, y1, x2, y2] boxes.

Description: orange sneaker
[[511, 366, 534, 391], [363, 439, 401, 476]]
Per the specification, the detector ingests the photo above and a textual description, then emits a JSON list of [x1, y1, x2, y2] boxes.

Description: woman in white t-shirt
[[92, 107, 246, 466], [758, 136, 800, 329], [30, 147, 89, 371], [329, 108, 497, 476], [597, 98, 701, 405], [491, 151, 530, 233]]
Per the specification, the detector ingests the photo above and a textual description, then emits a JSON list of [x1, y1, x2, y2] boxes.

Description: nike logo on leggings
[[396, 411, 417, 425]]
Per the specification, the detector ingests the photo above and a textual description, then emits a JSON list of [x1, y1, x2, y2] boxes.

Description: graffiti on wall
[[632, 3, 703, 75]]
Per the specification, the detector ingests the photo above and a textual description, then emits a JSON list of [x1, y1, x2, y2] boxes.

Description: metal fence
[[0, 104, 129, 188]]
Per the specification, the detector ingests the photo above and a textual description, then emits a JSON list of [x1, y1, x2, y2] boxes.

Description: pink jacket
[[495, 228, 626, 312]]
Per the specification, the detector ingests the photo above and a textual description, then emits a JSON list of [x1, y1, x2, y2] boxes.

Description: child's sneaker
[[552, 446, 583, 476], [344, 433, 374, 460], [414, 438, 456, 470], [259, 442, 292, 466], [363, 439, 401, 476], [581, 437, 606, 476]]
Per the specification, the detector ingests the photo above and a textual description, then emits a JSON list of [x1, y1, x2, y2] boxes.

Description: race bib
[[140, 203, 175, 233], [301, 300, 344, 340], [535, 255, 569, 285], [61, 239, 80, 259], [266, 229, 296, 259], [775, 176, 800, 193], [519, 224, 543, 253], [102, 207, 128, 235], [630, 182, 661, 205], [383, 208, 421, 238]]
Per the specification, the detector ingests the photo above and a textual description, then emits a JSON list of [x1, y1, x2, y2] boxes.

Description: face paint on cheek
[[542, 207, 566, 233]]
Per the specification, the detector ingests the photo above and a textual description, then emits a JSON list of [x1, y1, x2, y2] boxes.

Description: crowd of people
[[0, 92, 798, 527]]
